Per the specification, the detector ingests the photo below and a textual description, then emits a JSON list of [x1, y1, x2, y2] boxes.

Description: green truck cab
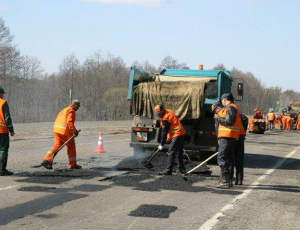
[[127, 67, 241, 157]]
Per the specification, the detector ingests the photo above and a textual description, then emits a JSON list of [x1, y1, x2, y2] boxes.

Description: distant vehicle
[[127, 67, 243, 158]]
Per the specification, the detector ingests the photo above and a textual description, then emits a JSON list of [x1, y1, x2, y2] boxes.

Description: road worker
[[214, 93, 243, 188], [41, 100, 81, 170], [0, 87, 15, 176], [284, 114, 292, 131], [253, 108, 263, 119], [232, 113, 248, 185], [274, 114, 282, 130], [296, 112, 300, 130], [154, 104, 186, 175], [267, 109, 275, 130]]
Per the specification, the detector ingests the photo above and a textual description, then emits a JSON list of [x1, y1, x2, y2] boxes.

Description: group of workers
[[2, 83, 298, 191], [0, 84, 247, 190], [267, 109, 300, 131], [153, 92, 247, 189]]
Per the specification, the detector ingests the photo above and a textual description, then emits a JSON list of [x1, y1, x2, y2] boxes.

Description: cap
[[72, 99, 80, 106], [0, 86, 5, 94], [221, 93, 234, 102]]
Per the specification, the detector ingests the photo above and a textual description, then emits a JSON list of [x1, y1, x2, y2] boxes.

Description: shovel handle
[[184, 152, 219, 176], [53, 130, 81, 159]]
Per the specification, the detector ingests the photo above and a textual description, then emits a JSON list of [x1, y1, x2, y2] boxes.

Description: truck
[[127, 67, 243, 160]]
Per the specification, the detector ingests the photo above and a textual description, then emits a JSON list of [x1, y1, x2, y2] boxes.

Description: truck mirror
[[237, 82, 243, 97]]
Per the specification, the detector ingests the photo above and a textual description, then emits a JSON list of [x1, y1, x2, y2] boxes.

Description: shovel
[[32, 130, 81, 168], [141, 148, 160, 169], [182, 152, 219, 181]]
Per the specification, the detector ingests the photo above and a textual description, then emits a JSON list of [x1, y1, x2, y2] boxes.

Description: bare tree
[[159, 56, 189, 71], [19, 55, 43, 79]]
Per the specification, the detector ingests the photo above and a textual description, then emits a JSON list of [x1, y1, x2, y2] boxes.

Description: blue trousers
[[217, 138, 236, 175]]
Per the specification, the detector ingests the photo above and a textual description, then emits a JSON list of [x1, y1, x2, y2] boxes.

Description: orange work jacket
[[160, 109, 186, 142], [53, 105, 76, 136], [267, 112, 275, 121], [297, 114, 300, 130], [0, 99, 8, 133], [217, 103, 243, 139]]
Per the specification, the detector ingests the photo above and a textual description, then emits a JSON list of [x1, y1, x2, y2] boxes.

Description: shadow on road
[[0, 193, 87, 226], [244, 153, 300, 170], [0, 182, 111, 226], [250, 184, 300, 193], [105, 171, 242, 196]]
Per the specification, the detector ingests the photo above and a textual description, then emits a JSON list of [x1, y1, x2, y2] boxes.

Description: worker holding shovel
[[153, 104, 186, 176], [41, 100, 81, 170]]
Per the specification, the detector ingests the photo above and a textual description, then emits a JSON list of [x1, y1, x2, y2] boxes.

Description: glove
[[74, 129, 79, 137], [158, 144, 163, 151]]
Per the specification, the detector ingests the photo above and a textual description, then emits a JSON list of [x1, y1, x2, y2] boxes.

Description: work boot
[[235, 174, 243, 185], [235, 178, 243, 185], [229, 178, 233, 188], [217, 173, 230, 189], [69, 164, 82, 169], [158, 169, 172, 175], [0, 169, 13, 176], [41, 160, 53, 170]]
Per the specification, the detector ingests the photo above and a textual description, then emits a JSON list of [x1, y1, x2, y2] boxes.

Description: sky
[[0, 0, 299, 91]]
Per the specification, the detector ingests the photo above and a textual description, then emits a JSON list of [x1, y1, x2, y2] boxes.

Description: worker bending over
[[41, 100, 81, 170], [154, 104, 186, 175], [215, 93, 244, 189]]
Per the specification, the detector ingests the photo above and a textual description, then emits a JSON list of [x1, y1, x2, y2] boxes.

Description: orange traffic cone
[[95, 132, 105, 154]]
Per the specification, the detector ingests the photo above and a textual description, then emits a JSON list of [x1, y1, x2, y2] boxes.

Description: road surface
[[0, 121, 299, 230]]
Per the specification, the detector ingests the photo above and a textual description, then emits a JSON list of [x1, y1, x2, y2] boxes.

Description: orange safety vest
[[53, 105, 76, 136], [0, 99, 8, 133], [217, 103, 243, 139], [160, 109, 186, 142], [297, 114, 300, 130], [267, 112, 275, 121]]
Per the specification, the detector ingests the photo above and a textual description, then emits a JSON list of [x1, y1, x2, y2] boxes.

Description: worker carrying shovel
[[41, 100, 81, 170], [154, 104, 186, 175]]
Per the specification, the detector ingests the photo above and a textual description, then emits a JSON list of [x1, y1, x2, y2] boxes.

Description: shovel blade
[[142, 161, 154, 169]]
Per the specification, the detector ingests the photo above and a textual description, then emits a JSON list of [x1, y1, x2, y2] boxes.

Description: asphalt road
[[0, 121, 299, 230]]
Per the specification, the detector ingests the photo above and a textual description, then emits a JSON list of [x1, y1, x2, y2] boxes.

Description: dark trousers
[[166, 135, 185, 171], [0, 133, 9, 171], [232, 136, 245, 183], [217, 138, 236, 175]]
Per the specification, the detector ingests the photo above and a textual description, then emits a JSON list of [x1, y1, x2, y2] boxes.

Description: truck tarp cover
[[131, 78, 211, 120]]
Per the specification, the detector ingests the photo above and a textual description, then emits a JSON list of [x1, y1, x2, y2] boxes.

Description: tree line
[[0, 18, 299, 123]]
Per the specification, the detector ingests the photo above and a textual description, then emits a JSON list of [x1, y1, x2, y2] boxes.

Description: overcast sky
[[1, 0, 299, 91]]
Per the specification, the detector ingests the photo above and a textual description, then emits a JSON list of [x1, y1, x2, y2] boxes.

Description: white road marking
[[0, 185, 18, 191], [198, 146, 299, 230]]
